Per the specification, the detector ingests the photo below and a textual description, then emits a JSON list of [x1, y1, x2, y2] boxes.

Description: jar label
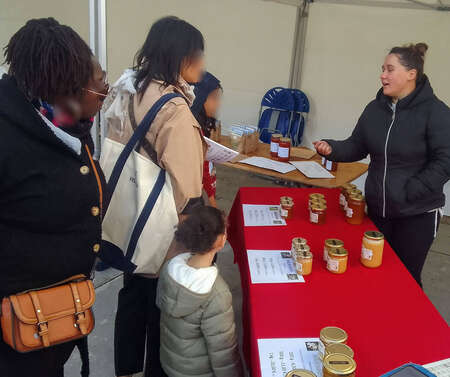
[[323, 246, 329, 261], [270, 141, 279, 153], [296, 261, 303, 273], [346, 207, 353, 218], [278, 146, 289, 158], [326, 160, 333, 171], [318, 340, 326, 358], [310, 211, 319, 223], [339, 193, 346, 206], [327, 258, 339, 272], [362, 246, 373, 260], [281, 208, 288, 217]]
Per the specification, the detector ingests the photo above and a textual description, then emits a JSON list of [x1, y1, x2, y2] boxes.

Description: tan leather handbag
[[0, 274, 95, 353]]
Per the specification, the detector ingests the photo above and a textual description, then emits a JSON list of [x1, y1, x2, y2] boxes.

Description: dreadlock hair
[[3, 17, 93, 103]]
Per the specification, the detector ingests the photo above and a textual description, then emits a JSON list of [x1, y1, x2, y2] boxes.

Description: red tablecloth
[[228, 187, 450, 377]]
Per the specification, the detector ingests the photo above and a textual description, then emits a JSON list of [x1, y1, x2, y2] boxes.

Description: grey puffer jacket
[[156, 253, 244, 377]]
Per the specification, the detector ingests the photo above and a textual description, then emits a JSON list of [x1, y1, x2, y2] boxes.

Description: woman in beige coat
[[157, 206, 244, 377], [105, 16, 207, 377]]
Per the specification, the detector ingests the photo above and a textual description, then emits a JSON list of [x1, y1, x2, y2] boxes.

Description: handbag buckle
[[37, 321, 49, 336]]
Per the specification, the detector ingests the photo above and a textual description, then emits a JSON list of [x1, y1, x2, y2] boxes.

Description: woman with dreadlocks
[[0, 18, 108, 376]]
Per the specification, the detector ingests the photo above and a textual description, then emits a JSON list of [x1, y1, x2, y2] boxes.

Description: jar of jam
[[323, 353, 356, 377], [280, 198, 294, 220], [323, 239, 344, 262], [277, 137, 291, 162], [325, 343, 355, 359], [296, 247, 313, 276], [346, 193, 366, 225], [361, 230, 385, 268], [327, 247, 348, 274], [310, 202, 327, 225], [318, 326, 348, 360], [340, 184, 355, 211], [286, 370, 317, 377], [322, 157, 338, 172], [270, 133, 282, 158]]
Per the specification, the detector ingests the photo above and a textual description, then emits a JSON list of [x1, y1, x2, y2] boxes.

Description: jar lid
[[281, 200, 294, 208], [320, 326, 348, 344], [309, 193, 325, 199], [346, 188, 362, 195], [311, 203, 327, 211], [323, 353, 356, 375], [364, 230, 384, 240], [280, 137, 291, 142], [281, 196, 294, 202], [325, 239, 344, 249], [298, 250, 313, 259], [272, 133, 283, 138], [349, 193, 364, 201], [292, 237, 308, 246], [329, 247, 348, 257], [325, 343, 354, 358], [285, 370, 317, 377]]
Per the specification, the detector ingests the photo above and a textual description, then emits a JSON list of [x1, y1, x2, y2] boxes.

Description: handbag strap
[[107, 93, 182, 195], [29, 291, 50, 347], [70, 283, 88, 335]]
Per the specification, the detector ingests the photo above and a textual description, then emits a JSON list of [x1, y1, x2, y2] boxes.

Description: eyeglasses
[[83, 84, 109, 102]]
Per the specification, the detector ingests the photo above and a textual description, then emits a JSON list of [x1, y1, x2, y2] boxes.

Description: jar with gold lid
[[278, 137, 291, 162], [323, 353, 356, 377], [327, 247, 348, 274], [340, 184, 355, 211], [318, 326, 349, 360], [270, 133, 282, 158], [309, 193, 325, 201], [322, 157, 338, 172], [280, 196, 294, 220], [310, 202, 327, 225], [361, 230, 384, 268], [346, 193, 366, 225], [309, 197, 326, 211], [291, 237, 308, 255], [323, 239, 344, 262], [325, 343, 354, 359], [344, 188, 361, 211], [286, 370, 317, 377], [295, 247, 313, 276]]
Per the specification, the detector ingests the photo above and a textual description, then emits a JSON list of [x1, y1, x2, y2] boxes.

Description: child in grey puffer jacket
[[156, 206, 244, 377]]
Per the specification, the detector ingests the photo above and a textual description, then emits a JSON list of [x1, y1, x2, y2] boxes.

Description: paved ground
[[66, 165, 450, 377]]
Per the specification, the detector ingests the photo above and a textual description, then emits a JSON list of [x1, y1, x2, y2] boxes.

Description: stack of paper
[[239, 156, 297, 174], [242, 205, 286, 227], [205, 137, 240, 164], [290, 161, 335, 179]]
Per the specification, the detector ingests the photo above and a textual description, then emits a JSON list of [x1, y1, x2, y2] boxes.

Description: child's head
[[175, 205, 227, 254]]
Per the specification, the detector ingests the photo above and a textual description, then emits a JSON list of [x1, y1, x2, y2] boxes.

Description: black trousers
[[369, 210, 441, 287], [114, 274, 167, 377]]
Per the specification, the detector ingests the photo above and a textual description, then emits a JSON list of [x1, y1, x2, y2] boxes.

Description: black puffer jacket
[[0, 75, 104, 298], [324, 76, 450, 219]]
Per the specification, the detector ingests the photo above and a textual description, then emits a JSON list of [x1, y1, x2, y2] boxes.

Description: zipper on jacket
[[383, 106, 396, 218]]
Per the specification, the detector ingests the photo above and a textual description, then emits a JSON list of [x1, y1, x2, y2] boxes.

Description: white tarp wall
[[298, 2, 450, 214]]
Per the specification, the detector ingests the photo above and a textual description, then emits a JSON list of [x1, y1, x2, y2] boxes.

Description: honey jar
[[323, 239, 344, 262], [278, 137, 291, 162], [296, 248, 313, 276], [309, 193, 325, 201], [346, 193, 366, 225], [280, 196, 294, 220], [286, 370, 317, 377], [344, 188, 361, 211], [270, 133, 282, 158], [322, 157, 338, 172], [318, 327, 349, 360], [325, 343, 354, 359], [327, 247, 348, 274], [323, 353, 356, 377], [309, 197, 326, 210], [291, 237, 308, 253], [310, 202, 327, 225], [361, 230, 385, 268], [340, 184, 355, 211]]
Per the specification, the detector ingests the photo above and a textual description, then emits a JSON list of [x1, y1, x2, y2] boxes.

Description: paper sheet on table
[[205, 137, 240, 164], [290, 147, 316, 160], [243, 205, 286, 227], [423, 358, 450, 376], [239, 156, 297, 174], [247, 250, 305, 284], [258, 338, 322, 377], [290, 161, 335, 179]]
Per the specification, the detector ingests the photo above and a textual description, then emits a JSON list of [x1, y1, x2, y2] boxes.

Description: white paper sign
[[243, 205, 286, 227], [290, 161, 335, 179], [240, 157, 297, 174], [258, 338, 323, 377], [424, 358, 450, 377], [205, 137, 239, 164], [247, 250, 305, 284]]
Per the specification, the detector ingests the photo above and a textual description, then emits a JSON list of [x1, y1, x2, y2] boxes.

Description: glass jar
[[291, 237, 308, 254], [340, 184, 355, 211], [327, 247, 348, 274], [322, 157, 338, 172], [296, 248, 313, 276], [310, 203, 327, 225], [318, 326, 348, 360], [344, 188, 361, 211], [286, 370, 317, 377], [323, 239, 344, 262], [323, 353, 356, 377], [309, 193, 325, 201], [361, 230, 385, 268], [309, 197, 327, 210], [325, 343, 354, 359], [270, 133, 282, 158], [280, 198, 294, 220], [346, 193, 366, 225], [278, 137, 291, 162]]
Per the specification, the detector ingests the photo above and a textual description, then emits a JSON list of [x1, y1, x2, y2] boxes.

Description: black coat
[[325, 76, 450, 219], [0, 75, 104, 298]]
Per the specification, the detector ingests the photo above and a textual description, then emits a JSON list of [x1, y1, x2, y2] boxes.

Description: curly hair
[[175, 206, 226, 254]]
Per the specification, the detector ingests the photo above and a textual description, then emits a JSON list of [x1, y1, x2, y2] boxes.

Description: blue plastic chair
[[289, 89, 310, 146]]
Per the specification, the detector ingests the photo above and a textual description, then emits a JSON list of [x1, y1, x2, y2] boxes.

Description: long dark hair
[[3, 17, 93, 103], [133, 16, 204, 101], [390, 43, 428, 82]]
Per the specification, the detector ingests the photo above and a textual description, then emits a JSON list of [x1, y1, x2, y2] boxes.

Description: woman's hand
[[313, 140, 332, 156]]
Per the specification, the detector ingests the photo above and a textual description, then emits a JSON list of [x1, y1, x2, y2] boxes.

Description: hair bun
[[414, 43, 428, 57]]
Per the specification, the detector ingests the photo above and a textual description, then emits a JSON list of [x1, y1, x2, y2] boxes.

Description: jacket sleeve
[[200, 289, 244, 377], [154, 103, 204, 214], [322, 107, 369, 162], [406, 102, 450, 201]]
